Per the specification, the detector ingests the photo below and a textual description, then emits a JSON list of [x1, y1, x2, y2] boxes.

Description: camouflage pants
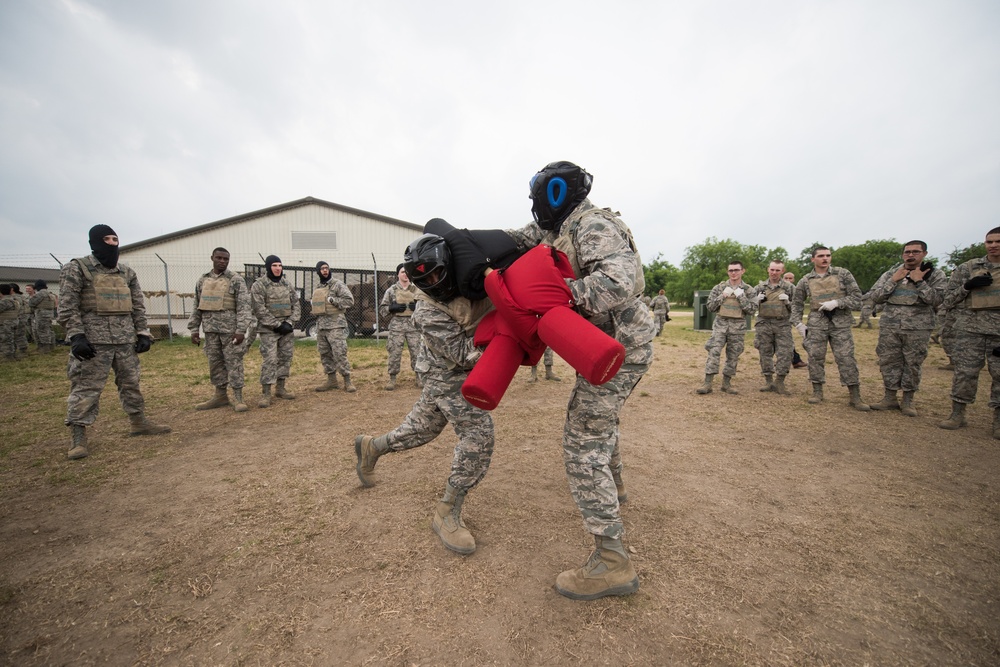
[[654, 312, 667, 336], [258, 331, 294, 385], [317, 327, 351, 376], [204, 331, 247, 389], [856, 308, 873, 328], [876, 328, 931, 392], [704, 318, 746, 377], [754, 319, 793, 376], [804, 326, 860, 386], [34, 312, 55, 346], [949, 330, 1000, 408], [532, 347, 555, 368], [939, 315, 956, 360], [0, 321, 16, 357], [386, 318, 420, 376], [65, 343, 144, 426], [15, 320, 28, 352], [564, 342, 652, 540], [385, 371, 494, 491]]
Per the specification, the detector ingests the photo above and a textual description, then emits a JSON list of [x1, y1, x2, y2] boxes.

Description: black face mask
[[89, 224, 119, 268], [316, 262, 330, 284], [265, 255, 283, 282]]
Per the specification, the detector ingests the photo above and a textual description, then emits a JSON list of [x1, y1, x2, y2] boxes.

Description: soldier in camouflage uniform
[[854, 294, 875, 328], [379, 263, 422, 390], [753, 260, 795, 394], [188, 248, 253, 412], [58, 225, 170, 460], [936, 303, 957, 370], [312, 261, 357, 393], [11, 284, 29, 357], [696, 261, 756, 395], [504, 161, 655, 601], [790, 246, 870, 411], [0, 284, 19, 360], [938, 227, 1000, 438], [528, 347, 561, 382], [650, 289, 670, 336], [250, 255, 300, 408], [29, 280, 58, 353], [868, 241, 946, 417], [355, 234, 495, 557]]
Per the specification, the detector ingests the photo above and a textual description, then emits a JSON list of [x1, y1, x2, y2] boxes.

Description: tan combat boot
[[129, 414, 171, 436], [938, 402, 968, 430], [68, 425, 88, 460], [384, 374, 397, 391], [528, 366, 538, 383], [431, 483, 476, 555], [555, 535, 640, 601], [258, 384, 272, 408], [315, 374, 338, 392], [696, 374, 715, 394], [232, 387, 249, 413], [613, 471, 628, 505], [342, 374, 357, 393], [808, 383, 824, 404], [545, 366, 561, 382], [773, 375, 789, 395], [275, 378, 295, 400], [760, 374, 774, 392], [354, 434, 388, 487], [900, 391, 917, 417], [871, 389, 900, 411], [720, 375, 738, 394], [848, 385, 870, 411], [196, 385, 231, 410]]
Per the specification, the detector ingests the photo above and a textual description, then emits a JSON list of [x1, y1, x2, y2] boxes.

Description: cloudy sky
[[1, 0, 997, 268]]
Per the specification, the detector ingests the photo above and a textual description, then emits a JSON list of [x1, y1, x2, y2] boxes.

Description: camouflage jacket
[[941, 256, 1000, 335], [188, 269, 253, 335], [505, 199, 656, 361], [754, 279, 795, 324], [250, 276, 300, 334], [16, 294, 30, 325], [411, 297, 490, 380], [790, 266, 863, 330], [379, 281, 419, 323], [29, 289, 57, 315], [314, 279, 354, 331], [0, 294, 17, 322], [869, 263, 946, 331], [707, 280, 756, 316], [57, 254, 150, 343], [650, 294, 670, 314]]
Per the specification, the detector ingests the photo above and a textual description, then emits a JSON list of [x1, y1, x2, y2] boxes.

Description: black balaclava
[[265, 255, 282, 282], [316, 261, 330, 284], [11, 284, 21, 294], [34, 280, 47, 291], [89, 224, 119, 268]]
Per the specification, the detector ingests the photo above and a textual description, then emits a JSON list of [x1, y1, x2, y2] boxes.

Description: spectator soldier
[[696, 261, 756, 395], [528, 347, 561, 382], [312, 261, 357, 393], [379, 263, 421, 390], [11, 284, 29, 357], [753, 260, 794, 394], [650, 289, 670, 336], [250, 255, 299, 408], [29, 280, 58, 353], [784, 271, 808, 368], [0, 284, 18, 360]]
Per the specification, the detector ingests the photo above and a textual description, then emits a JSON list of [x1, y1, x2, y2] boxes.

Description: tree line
[[643, 237, 987, 307]]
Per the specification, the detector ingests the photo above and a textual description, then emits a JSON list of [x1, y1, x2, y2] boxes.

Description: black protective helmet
[[529, 161, 593, 230], [404, 234, 457, 302]]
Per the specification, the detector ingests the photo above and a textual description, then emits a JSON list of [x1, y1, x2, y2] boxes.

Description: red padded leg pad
[[538, 306, 625, 385], [462, 333, 535, 411]]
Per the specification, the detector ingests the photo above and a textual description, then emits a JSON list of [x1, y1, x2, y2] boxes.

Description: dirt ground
[[1, 313, 998, 666]]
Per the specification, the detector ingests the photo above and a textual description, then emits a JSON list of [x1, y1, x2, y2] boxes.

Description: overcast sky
[[1, 0, 997, 268]]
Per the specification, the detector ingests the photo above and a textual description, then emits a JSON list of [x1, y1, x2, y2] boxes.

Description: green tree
[[830, 239, 901, 292], [944, 242, 986, 271], [642, 255, 680, 301], [670, 237, 784, 305]]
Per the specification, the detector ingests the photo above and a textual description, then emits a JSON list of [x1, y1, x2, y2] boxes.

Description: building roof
[[119, 196, 423, 253], [0, 266, 62, 283]]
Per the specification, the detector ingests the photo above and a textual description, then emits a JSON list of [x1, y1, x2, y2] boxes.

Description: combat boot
[[195, 385, 231, 410], [696, 374, 715, 394], [555, 535, 639, 601], [900, 391, 917, 417], [760, 374, 774, 392], [315, 374, 339, 392], [68, 425, 88, 460], [384, 374, 397, 391], [354, 434, 389, 487], [848, 385, 870, 411], [808, 383, 824, 404], [773, 375, 789, 395], [129, 414, 171, 436], [275, 378, 295, 400], [431, 483, 476, 555], [342, 374, 357, 393], [993, 408, 1000, 440], [720, 375, 738, 394], [871, 389, 900, 411], [612, 472, 628, 505], [258, 384, 272, 408], [528, 366, 538, 383], [938, 402, 968, 430], [545, 366, 562, 382], [232, 387, 249, 413]]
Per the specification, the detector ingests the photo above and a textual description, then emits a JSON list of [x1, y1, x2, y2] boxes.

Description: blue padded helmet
[[528, 161, 593, 231]]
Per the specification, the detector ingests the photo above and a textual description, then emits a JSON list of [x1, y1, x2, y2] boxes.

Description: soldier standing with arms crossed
[[696, 261, 756, 395], [753, 260, 795, 394], [250, 255, 300, 408], [189, 248, 253, 412], [379, 263, 421, 390], [311, 261, 357, 393]]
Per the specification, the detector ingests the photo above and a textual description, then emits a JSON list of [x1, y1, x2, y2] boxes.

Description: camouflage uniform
[[937, 304, 957, 362], [855, 296, 874, 328], [313, 278, 355, 377], [379, 281, 421, 377], [507, 199, 655, 539], [650, 294, 670, 336], [380, 296, 495, 490], [29, 288, 57, 348], [58, 255, 151, 425], [0, 294, 18, 359], [941, 256, 1000, 408], [753, 279, 795, 378], [188, 269, 253, 389], [790, 267, 864, 386], [869, 263, 946, 392], [703, 280, 756, 377], [14, 291, 30, 353], [250, 275, 300, 385]]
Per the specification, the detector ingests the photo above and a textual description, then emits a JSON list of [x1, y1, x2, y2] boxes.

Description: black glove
[[134, 335, 153, 354], [964, 273, 993, 290], [919, 261, 934, 272], [664, 315, 671, 322], [274, 321, 294, 336], [389, 303, 406, 313], [407, 301, 416, 311], [70, 333, 96, 361], [993, 346, 1000, 357]]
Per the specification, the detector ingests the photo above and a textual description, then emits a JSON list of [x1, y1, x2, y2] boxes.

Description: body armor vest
[[969, 266, 1000, 310], [198, 274, 237, 312], [416, 293, 493, 334], [0, 297, 17, 321], [758, 285, 788, 319], [264, 281, 292, 317], [808, 274, 843, 310], [553, 207, 645, 298], [886, 279, 921, 306], [75, 258, 132, 315], [393, 287, 415, 317], [718, 293, 745, 319], [311, 285, 341, 316]]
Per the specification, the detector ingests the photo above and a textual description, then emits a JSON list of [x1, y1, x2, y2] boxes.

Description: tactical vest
[[75, 258, 132, 315], [392, 286, 415, 317], [37, 291, 57, 312], [808, 273, 843, 310], [886, 277, 921, 306], [718, 291, 745, 319], [553, 206, 645, 298], [0, 297, 17, 321], [311, 285, 341, 316], [198, 274, 237, 312], [758, 285, 789, 319], [416, 293, 493, 334], [264, 281, 292, 317], [968, 266, 1000, 310]]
